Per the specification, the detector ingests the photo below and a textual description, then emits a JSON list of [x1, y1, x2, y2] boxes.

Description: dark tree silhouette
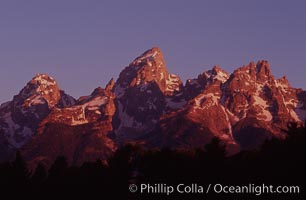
[[31, 162, 47, 184], [204, 137, 226, 159], [48, 156, 68, 184], [10, 151, 29, 183], [0, 126, 304, 199]]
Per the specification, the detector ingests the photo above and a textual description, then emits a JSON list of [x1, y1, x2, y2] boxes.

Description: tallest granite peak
[[115, 47, 182, 96]]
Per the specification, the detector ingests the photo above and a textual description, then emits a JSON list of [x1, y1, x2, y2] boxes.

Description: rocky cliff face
[[22, 79, 116, 166], [0, 74, 75, 161], [0, 47, 305, 165], [113, 47, 186, 141], [147, 60, 306, 152]]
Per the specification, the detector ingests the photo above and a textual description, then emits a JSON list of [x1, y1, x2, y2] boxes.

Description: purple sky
[[0, 0, 305, 103]]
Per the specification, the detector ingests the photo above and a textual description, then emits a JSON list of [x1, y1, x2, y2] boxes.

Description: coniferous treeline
[[0, 123, 305, 199]]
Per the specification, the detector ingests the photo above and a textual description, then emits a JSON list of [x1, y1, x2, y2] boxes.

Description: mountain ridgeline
[[0, 47, 306, 166]]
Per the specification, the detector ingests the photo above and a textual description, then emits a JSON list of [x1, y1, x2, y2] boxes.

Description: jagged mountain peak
[[205, 65, 229, 83], [91, 87, 104, 96], [16, 73, 76, 109], [113, 47, 184, 138], [256, 60, 273, 81], [57, 90, 76, 108], [130, 47, 164, 67], [18, 73, 60, 108], [256, 60, 270, 71], [276, 76, 290, 88], [1, 49, 306, 166], [115, 47, 182, 96], [105, 78, 115, 91], [115, 47, 165, 88], [229, 60, 275, 85], [78, 79, 115, 104], [233, 62, 255, 73], [129, 47, 167, 84], [184, 66, 229, 100], [26, 73, 58, 92], [212, 65, 224, 73], [0, 73, 76, 152], [33, 73, 56, 82], [0, 74, 59, 150]]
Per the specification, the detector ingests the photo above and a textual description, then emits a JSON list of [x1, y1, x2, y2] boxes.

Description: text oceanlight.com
[[129, 183, 300, 196]]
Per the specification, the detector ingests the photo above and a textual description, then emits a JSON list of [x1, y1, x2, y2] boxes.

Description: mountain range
[[1, 47, 305, 167]]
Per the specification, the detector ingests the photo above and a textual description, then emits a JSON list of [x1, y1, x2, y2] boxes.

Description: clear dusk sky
[[0, 0, 305, 103]]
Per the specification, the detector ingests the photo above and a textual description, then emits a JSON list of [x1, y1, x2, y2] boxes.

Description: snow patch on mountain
[[194, 93, 220, 109], [115, 101, 144, 136], [66, 106, 87, 126], [204, 66, 229, 83], [33, 74, 56, 86], [220, 106, 233, 135], [25, 96, 46, 106], [134, 50, 158, 64], [84, 96, 108, 108], [253, 84, 272, 121], [1, 112, 34, 148], [166, 74, 181, 93]]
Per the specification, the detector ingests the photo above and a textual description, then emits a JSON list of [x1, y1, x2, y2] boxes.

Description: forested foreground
[[0, 123, 305, 200]]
